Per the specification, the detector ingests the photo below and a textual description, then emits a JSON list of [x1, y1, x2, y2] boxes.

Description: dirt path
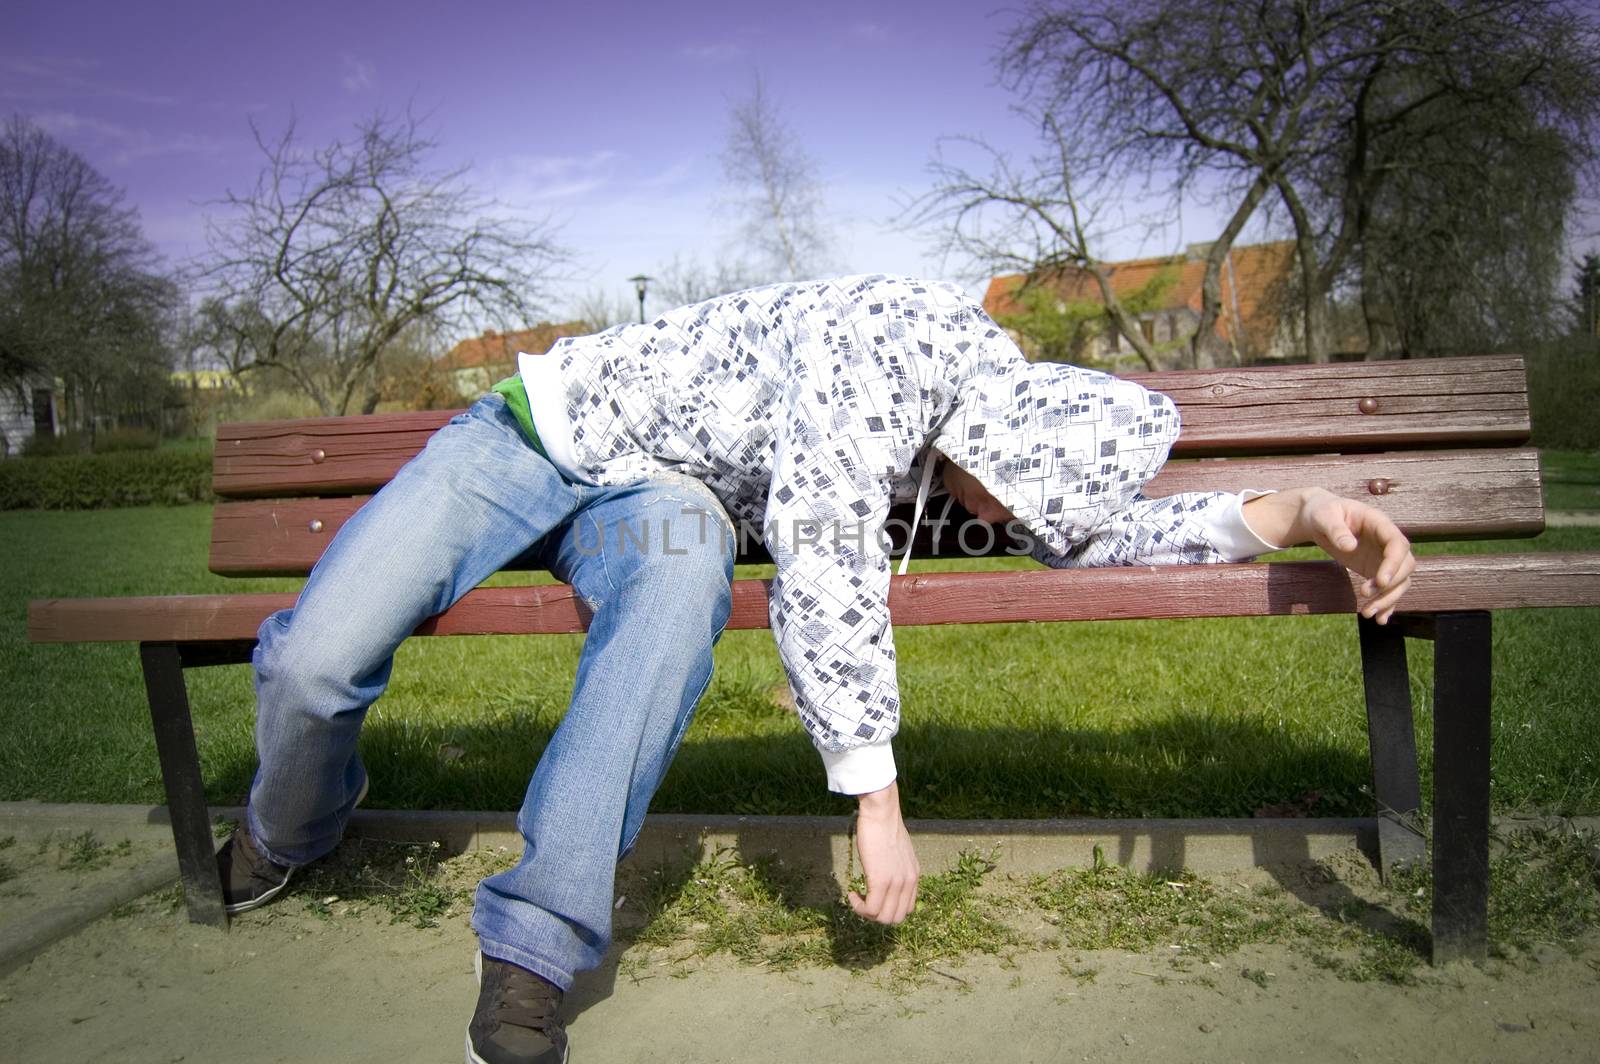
[[3, 874, 1596, 1064]]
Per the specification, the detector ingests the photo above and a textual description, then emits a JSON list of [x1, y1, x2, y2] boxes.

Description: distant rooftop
[[982, 240, 1296, 354]]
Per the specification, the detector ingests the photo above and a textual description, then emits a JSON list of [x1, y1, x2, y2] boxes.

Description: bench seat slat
[[30, 553, 1600, 645], [211, 356, 1531, 497], [206, 448, 1544, 577]]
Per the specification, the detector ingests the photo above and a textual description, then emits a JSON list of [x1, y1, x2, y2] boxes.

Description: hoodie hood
[[926, 358, 1181, 559]]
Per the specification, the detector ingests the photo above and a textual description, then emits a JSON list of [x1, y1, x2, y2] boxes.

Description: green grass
[[2, 502, 1598, 818], [1543, 449, 1600, 513]]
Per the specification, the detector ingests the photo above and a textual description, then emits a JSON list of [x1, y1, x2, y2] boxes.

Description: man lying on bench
[[215, 274, 1413, 1064]]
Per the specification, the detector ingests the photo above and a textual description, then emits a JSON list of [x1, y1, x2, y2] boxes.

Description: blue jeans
[[246, 393, 735, 989]]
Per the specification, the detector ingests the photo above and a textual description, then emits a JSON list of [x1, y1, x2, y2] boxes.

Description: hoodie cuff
[[818, 741, 898, 795], [1210, 489, 1287, 560]]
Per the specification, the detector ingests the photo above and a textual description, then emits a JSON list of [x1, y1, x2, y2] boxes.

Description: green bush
[[20, 432, 91, 458], [1526, 337, 1600, 451], [0, 447, 214, 510], [91, 427, 161, 453]]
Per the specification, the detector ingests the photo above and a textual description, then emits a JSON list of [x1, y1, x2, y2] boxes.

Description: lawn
[[1542, 448, 1600, 513], [3, 503, 1596, 820]]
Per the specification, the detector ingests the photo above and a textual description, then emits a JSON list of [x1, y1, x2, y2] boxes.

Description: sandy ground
[[2, 843, 1597, 1064]]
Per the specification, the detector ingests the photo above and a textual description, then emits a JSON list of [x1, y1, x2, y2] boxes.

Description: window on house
[[1141, 318, 1155, 345]]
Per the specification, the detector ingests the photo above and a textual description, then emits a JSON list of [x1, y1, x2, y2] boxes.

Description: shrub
[[1526, 337, 1600, 451], [20, 432, 91, 458], [0, 446, 214, 510], [91, 427, 161, 453]]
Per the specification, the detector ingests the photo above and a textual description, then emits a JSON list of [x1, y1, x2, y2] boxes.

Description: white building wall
[[0, 380, 55, 458]]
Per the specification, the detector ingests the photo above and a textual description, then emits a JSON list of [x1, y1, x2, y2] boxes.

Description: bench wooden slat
[[206, 448, 1544, 576], [30, 552, 1600, 644], [211, 356, 1530, 497]]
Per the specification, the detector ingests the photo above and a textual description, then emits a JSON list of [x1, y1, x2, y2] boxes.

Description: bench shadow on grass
[[186, 710, 1431, 1018]]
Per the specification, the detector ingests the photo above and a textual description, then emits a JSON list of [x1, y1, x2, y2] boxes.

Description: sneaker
[[466, 951, 568, 1064], [217, 825, 293, 915], [219, 776, 369, 915]]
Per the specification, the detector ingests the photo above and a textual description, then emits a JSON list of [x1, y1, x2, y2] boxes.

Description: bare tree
[[202, 111, 566, 416], [649, 253, 760, 310], [995, 0, 1600, 362], [569, 287, 637, 331], [915, 114, 1170, 369], [0, 114, 176, 439], [722, 76, 830, 281]]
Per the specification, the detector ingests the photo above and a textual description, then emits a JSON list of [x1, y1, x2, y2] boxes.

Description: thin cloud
[[850, 22, 889, 41], [341, 54, 375, 93], [493, 150, 625, 203], [636, 158, 696, 190], [678, 42, 745, 62], [0, 55, 179, 107], [33, 110, 223, 166]]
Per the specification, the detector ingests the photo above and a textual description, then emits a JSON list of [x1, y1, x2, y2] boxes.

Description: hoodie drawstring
[[897, 452, 938, 577]]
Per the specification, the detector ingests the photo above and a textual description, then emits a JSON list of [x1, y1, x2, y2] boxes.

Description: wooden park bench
[[27, 354, 1600, 963]]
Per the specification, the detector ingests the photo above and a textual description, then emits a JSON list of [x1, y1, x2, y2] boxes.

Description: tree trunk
[[1359, 242, 1401, 360], [1193, 174, 1273, 368]]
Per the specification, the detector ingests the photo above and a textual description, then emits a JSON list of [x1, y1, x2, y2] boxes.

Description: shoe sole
[[224, 775, 370, 916], [223, 868, 293, 916], [466, 952, 570, 1064]]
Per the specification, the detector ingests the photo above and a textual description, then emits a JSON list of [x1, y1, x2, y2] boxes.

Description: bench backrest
[[209, 355, 1541, 577]]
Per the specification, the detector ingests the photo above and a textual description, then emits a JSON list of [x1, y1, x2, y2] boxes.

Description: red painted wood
[[30, 552, 1600, 644], [210, 356, 1531, 498], [206, 448, 1544, 576]]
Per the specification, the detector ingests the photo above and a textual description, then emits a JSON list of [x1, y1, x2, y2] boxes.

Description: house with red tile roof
[[437, 322, 590, 397], [982, 240, 1300, 367]]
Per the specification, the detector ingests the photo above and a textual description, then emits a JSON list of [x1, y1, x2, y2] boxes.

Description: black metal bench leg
[[1429, 612, 1492, 964], [139, 642, 226, 926], [1357, 616, 1425, 879]]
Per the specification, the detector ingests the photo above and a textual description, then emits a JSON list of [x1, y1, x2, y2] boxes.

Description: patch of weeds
[[139, 883, 184, 915], [828, 848, 1021, 989], [1030, 859, 1435, 984], [0, 835, 13, 850], [1059, 958, 1099, 985], [301, 895, 337, 922], [1028, 864, 1309, 959], [291, 838, 469, 929], [615, 953, 654, 986], [212, 816, 238, 840], [1486, 826, 1600, 953], [627, 847, 1017, 988], [372, 841, 459, 928], [56, 831, 131, 872], [1241, 966, 1273, 987], [1305, 930, 1426, 985], [0, 838, 14, 887], [632, 848, 831, 965]]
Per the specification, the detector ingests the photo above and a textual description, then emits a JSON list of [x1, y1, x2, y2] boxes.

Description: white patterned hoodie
[[516, 275, 1274, 794]]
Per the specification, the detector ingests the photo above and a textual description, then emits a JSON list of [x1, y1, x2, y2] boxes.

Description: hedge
[[1526, 337, 1600, 452], [0, 447, 215, 510]]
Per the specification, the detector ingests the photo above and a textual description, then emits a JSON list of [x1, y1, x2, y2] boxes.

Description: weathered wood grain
[[207, 448, 1544, 576], [31, 552, 1600, 644], [211, 356, 1531, 497]]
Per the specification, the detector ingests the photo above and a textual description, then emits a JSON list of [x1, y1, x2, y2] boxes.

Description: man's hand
[[850, 780, 920, 924], [1243, 487, 1416, 624]]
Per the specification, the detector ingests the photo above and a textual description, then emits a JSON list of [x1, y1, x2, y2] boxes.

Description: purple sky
[[8, 0, 1278, 325]]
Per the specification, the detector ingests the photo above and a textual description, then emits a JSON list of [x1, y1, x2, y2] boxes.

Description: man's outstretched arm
[[1241, 487, 1417, 625]]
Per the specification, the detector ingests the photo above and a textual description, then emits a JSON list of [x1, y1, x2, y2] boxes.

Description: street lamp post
[[627, 274, 652, 324]]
